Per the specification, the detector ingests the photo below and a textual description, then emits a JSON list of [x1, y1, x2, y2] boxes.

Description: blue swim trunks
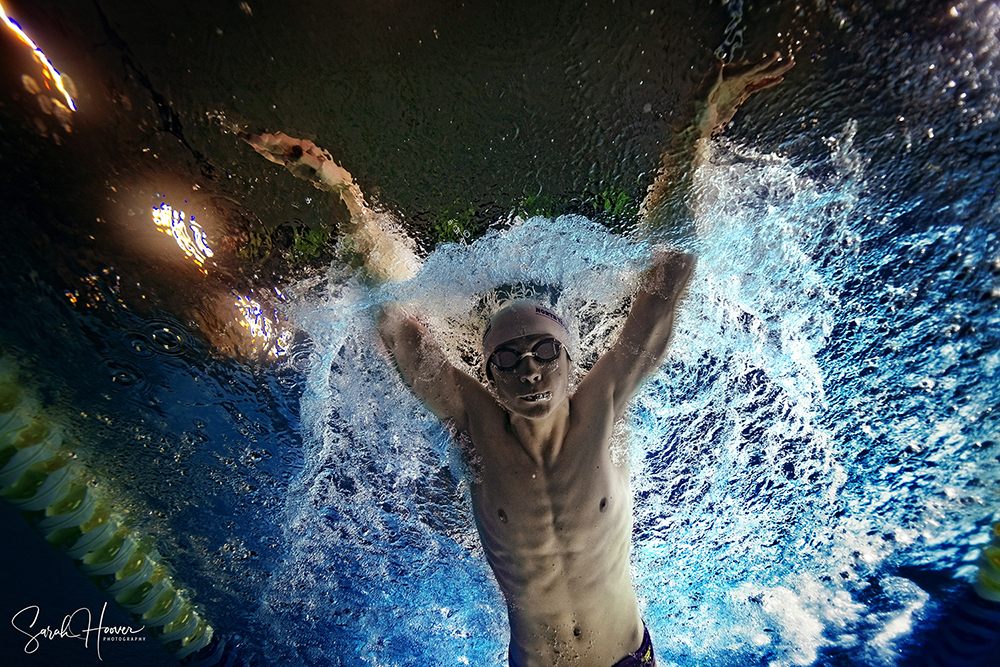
[[509, 624, 655, 667]]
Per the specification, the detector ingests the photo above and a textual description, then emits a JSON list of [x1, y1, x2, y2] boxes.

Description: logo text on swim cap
[[534, 306, 567, 332]]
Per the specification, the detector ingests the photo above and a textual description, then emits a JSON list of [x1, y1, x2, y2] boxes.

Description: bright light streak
[[0, 2, 77, 111], [234, 296, 291, 358], [235, 296, 272, 341], [152, 203, 214, 267], [272, 330, 292, 357]]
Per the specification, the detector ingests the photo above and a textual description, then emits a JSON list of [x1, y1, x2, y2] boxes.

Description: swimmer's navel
[[498, 508, 508, 523], [599, 497, 608, 512]]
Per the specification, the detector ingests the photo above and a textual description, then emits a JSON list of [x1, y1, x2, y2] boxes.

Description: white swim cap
[[482, 301, 571, 363]]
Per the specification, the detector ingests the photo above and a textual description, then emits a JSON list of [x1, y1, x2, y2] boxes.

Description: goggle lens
[[490, 339, 561, 371]]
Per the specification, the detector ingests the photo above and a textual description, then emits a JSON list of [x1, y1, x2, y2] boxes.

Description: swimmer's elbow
[[376, 305, 397, 349]]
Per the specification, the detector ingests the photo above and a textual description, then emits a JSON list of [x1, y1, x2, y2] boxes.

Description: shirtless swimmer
[[382, 240, 697, 665], [241, 50, 793, 666], [376, 53, 792, 667]]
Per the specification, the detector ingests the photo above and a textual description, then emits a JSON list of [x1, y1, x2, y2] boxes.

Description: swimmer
[[377, 53, 793, 667]]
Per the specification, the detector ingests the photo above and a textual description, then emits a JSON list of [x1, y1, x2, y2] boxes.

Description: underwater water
[[1, 0, 999, 666], [271, 148, 1000, 666]]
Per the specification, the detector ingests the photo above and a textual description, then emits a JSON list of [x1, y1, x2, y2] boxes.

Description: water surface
[[0, 1, 998, 666]]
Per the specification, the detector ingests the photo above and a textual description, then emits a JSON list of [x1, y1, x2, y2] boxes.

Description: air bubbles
[[288, 344, 319, 374], [276, 341, 318, 389], [147, 320, 191, 356], [243, 449, 270, 466], [21, 74, 40, 95], [118, 318, 194, 360], [275, 374, 297, 390], [122, 333, 154, 358]]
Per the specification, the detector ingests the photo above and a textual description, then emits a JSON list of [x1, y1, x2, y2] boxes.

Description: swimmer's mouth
[[520, 392, 552, 402]]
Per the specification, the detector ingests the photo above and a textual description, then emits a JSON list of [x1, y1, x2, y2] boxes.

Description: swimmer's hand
[[697, 52, 794, 138], [239, 130, 360, 197], [239, 130, 367, 219]]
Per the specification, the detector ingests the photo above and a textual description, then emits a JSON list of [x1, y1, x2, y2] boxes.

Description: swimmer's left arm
[[241, 130, 420, 282], [641, 53, 793, 229], [577, 250, 696, 419]]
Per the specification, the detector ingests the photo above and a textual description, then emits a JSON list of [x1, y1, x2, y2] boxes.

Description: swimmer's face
[[487, 334, 569, 419]]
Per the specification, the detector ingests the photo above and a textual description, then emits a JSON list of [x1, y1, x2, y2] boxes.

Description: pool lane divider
[[974, 522, 1000, 604], [0, 376, 225, 664]]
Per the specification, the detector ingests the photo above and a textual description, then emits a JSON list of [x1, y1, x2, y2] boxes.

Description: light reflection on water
[[0, 1, 77, 111], [151, 203, 214, 269]]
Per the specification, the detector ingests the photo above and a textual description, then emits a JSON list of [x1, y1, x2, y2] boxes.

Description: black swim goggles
[[489, 338, 562, 371]]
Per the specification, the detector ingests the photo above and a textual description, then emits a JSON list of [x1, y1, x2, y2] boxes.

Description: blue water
[[265, 142, 999, 666], [1, 0, 999, 665]]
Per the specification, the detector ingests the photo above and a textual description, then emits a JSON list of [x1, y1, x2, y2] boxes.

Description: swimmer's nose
[[519, 357, 543, 384]]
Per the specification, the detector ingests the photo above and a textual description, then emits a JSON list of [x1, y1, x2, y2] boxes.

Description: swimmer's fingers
[[743, 54, 795, 93], [240, 131, 335, 185], [721, 54, 794, 100], [740, 70, 790, 98], [722, 52, 794, 83], [764, 54, 796, 79], [699, 52, 793, 136]]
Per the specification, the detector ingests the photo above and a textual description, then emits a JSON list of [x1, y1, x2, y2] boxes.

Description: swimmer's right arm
[[241, 131, 420, 282], [377, 303, 483, 432]]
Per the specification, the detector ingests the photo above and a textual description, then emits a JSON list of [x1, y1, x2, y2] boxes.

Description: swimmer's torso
[[465, 394, 644, 667]]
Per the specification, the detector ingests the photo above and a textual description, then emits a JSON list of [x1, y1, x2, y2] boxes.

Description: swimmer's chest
[[468, 421, 631, 546]]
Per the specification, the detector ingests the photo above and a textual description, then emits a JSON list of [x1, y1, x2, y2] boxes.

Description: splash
[[225, 2, 1000, 663], [247, 102, 1000, 664], [626, 127, 997, 665]]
